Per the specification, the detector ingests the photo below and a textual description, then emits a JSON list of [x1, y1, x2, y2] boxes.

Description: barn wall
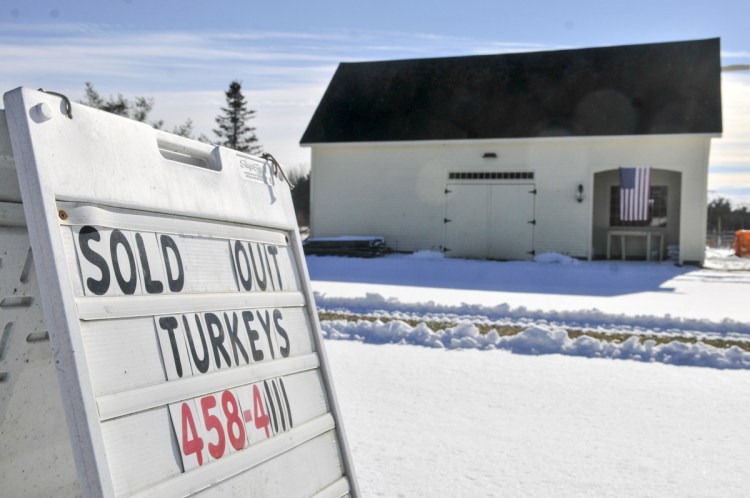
[[588, 135, 711, 263], [310, 143, 447, 251], [308, 134, 713, 262]]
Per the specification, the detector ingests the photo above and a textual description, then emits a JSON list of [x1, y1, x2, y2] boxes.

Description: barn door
[[489, 184, 535, 260], [444, 183, 535, 260], [444, 184, 490, 258]]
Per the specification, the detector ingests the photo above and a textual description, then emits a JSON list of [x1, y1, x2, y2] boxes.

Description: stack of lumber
[[303, 236, 387, 258]]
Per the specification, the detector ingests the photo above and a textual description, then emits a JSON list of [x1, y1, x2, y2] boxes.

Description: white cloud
[[710, 75, 750, 171], [2, 23, 749, 197], [721, 50, 750, 59], [145, 85, 326, 169]]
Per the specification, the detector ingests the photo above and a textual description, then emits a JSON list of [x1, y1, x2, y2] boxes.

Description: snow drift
[[320, 317, 750, 370]]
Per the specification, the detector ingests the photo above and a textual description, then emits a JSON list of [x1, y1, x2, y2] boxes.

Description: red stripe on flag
[[619, 167, 651, 221]]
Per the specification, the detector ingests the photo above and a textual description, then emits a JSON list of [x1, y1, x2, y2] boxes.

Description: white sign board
[[2, 87, 358, 497]]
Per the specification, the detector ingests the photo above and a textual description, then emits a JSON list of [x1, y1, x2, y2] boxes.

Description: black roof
[[300, 38, 722, 144]]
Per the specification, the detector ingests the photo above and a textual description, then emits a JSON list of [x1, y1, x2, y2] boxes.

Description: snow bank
[[320, 318, 750, 370], [533, 252, 580, 265], [314, 292, 750, 337], [704, 247, 750, 271], [307, 235, 384, 242], [406, 250, 445, 260]]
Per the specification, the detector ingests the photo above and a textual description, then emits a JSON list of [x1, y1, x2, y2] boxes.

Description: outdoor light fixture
[[576, 184, 584, 203], [482, 152, 497, 159]]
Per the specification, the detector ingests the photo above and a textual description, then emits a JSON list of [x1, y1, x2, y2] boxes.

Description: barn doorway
[[591, 169, 682, 260], [444, 182, 536, 260]]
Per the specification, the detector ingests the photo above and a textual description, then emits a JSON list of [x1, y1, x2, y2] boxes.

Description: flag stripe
[[619, 167, 650, 221]]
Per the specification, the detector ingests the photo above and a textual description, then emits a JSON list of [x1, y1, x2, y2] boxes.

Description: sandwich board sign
[[0, 87, 359, 497]]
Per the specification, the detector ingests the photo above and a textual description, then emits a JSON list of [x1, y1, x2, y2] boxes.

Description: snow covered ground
[[309, 250, 750, 369], [309, 249, 750, 324], [326, 342, 750, 498], [306, 250, 750, 496]]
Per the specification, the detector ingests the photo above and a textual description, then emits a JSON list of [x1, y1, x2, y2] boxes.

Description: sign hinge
[[529, 189, 537, 195], [527, 219, 536, 225], [445, 188, 452, 194], [444, 218, 452, 223], [528, 250, 536, 256]]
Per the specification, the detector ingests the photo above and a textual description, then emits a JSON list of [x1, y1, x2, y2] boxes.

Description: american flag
[[619, 167, 651, 221]]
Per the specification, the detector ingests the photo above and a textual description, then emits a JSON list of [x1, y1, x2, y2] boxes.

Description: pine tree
[[214, 80, 261, 154]]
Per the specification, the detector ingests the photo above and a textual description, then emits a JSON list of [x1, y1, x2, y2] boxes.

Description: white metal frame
[[4, 87, 359, 497]]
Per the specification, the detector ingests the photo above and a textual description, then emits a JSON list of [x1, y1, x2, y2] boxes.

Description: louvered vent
[[448, 172, 534, 180]]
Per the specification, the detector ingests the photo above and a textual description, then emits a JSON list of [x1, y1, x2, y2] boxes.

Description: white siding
[[587, 135, 711, 263], [310, 144, 448, 251], [308, 134, 714, 263]]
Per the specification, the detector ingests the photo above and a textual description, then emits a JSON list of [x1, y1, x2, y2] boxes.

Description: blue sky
[[2, 0, 750, 203]]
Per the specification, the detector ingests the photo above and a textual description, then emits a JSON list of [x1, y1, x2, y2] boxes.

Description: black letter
[[205, 312, 231, 369], [78, 226, 110, 295], [136, 233, 164, 294], [273, 309, 290, 357], [183, 314, 210, 373], [241, 311, 264, 361], [224, 312, 249, 365], [160, 235, 184, 292], [110, 229, 137, 295], [158, 316, 184, 377], [249, 243, 268, 291], [263, 380, 279, 434], [257, 309, 275, 359], [233, 241, 252, 291], [266, 245, 284, 291], [279, 378, 293, 428], [271, 380, 287, 431]]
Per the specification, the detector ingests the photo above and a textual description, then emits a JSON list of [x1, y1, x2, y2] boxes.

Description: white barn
[[300, 39, 722, 265]]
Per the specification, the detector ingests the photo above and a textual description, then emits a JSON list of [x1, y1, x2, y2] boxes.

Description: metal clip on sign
[[37, 88, 73, 119], [262, 152, 295, 190]]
